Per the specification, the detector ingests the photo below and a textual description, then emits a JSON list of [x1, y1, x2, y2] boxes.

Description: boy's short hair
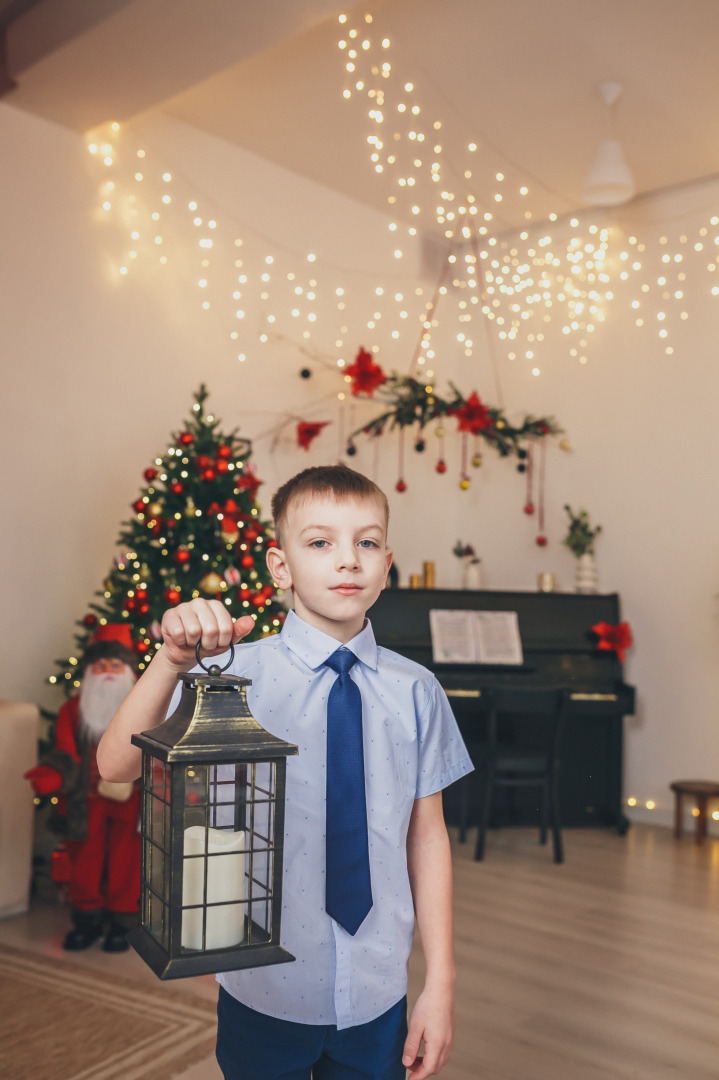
[[271, 464, 389, 546]]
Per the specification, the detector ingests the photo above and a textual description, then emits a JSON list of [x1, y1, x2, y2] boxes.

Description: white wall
[[3, 103, 719, 831]]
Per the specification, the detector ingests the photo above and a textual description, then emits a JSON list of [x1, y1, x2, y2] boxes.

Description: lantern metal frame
[[128, 647, 298, 979]]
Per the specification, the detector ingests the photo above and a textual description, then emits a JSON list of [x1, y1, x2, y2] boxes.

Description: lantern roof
[[132, 672, 299, 764]]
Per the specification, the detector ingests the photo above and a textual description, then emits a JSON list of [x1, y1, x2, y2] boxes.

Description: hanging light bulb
[[582, 82, 635, 207]]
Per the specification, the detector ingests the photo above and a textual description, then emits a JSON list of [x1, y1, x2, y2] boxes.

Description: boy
[[98, 464, 473, 1079]]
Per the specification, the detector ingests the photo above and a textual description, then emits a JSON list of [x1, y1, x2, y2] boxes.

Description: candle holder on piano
[[128, 645, 298, 980]]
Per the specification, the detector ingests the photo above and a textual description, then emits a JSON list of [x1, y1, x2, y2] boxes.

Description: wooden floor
[[3, 823, 719, 1079]]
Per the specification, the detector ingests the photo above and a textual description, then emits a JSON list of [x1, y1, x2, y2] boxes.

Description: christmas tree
[[50, 385, 282, 694]]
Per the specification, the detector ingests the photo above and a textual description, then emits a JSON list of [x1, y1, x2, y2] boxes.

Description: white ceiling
[[5, 0, 719, 233]]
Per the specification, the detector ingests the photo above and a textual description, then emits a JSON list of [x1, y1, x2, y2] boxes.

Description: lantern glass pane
[[178, 761, 279, 953], [141, 758, 171, 950]]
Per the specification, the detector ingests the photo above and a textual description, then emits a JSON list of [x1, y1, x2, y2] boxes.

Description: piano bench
[[670, 780, 719, 843]]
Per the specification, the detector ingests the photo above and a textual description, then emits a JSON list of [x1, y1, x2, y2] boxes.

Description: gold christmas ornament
[[184, 498, 197, 518], [459, 478, 471, 490], [559, 438, 571, 451], [471, 455, 482, 468], [435, 426, 445, 438], [147, 502, 163, 517], [199, 572, 224, 594]]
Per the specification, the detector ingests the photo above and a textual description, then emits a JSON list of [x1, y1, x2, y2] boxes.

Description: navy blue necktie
[[324, 648, 373, 935]]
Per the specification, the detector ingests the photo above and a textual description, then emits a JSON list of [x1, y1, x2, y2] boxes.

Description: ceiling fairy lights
[[336, 9, 719, 364], [84, 13, 719, 389]]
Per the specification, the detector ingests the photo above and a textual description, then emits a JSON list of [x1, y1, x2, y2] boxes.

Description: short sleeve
[[414, 677, 474, 798]]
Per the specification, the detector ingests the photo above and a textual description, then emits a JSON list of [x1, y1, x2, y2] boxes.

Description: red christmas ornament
[[346, 347, 387, 397], [195, 454, 212, 470], [216, 444, 232, 459], [243, 528, 259, 543], [236, 470, 261, 500], [251, 592, 266, 607], [179, 432, 194, 445], [435, 460, 447, 474], [241, 553, 255, 569], [524, 503, 535, 515], [170, 481, 183, 495], [266, 538, 278, 549], [164, 588, 181, 605], [202, 467, 216, 482], [132, 498, 146, 514], [215, 459, 229, 474], [239, 586, 252, 601], [82, 614, 98, 628], [395, 479, 407, 492], [174, 548, 191, 564], [143, 467, 158, 482], [536, 535, 548, 547], [297, 421, 330, 450]]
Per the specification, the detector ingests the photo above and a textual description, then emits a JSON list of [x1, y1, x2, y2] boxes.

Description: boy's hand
[[160, 599, 255, 671], [403, 985, 455, 1078]]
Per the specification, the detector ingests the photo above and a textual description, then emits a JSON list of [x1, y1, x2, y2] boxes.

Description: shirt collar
[[280, 608, 378, 671]]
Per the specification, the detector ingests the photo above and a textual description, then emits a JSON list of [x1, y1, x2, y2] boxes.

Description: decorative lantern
[[128, 646, 298, 980]]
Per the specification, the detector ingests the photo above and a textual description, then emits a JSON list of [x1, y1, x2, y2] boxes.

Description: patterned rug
[[0, 943, 218, 1080]]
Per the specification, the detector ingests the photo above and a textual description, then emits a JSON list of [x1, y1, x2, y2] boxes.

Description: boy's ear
[[266, 546, 292, 590], [382, 548, 393, 589]]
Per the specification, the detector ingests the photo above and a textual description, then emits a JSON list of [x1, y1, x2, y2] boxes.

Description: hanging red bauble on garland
[[436, 460, 447, 474], [346, 347, 387, 397], [536, 535, 548, 547], [524, 503, 535, 515], [396, 479, 407, 492]]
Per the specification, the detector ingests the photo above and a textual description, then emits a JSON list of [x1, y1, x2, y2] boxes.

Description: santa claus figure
[[26, 626, 141, 952]]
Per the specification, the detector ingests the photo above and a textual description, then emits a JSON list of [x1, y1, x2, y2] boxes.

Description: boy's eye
[[310, 539, 328, 549], [358, 539, 379, 549]]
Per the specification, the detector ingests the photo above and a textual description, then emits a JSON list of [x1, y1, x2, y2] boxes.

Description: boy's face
[[266, 494, 392, 643]]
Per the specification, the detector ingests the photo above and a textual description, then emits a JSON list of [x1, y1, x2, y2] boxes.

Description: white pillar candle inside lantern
[[182, 826, 246, 950]]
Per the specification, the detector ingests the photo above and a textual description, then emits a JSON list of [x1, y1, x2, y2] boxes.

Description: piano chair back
[[475, 687, 571, 864]]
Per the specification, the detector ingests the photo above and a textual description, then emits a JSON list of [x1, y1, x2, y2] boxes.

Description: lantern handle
[[195, 642, 235, 676]]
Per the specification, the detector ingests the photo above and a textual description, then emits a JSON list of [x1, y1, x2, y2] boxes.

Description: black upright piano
[[368, 588, 636, 832]]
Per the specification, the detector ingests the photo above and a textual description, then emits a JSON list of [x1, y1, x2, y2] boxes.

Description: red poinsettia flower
[[235, 467, 261, 501], [455, 391, 491, 434], [346, 347, 387, 397], [296, 421, 330, 450], [592, 621, 633, 662]]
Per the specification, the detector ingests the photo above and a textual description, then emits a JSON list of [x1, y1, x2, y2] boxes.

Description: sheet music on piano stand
[[429, 609, 524, 665]]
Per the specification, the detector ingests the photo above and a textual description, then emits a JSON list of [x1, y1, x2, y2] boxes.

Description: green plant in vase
[[563, 506, 601, 592]]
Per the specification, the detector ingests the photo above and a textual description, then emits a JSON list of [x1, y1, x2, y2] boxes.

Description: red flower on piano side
[[591, 621, 633, 662]]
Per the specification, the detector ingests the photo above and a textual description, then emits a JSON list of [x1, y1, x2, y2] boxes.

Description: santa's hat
[[91, 624, 134, 649], [81, 623, 137, 673]]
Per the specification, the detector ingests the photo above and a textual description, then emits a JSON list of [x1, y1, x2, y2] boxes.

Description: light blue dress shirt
[[201, 609, 473, 1030]]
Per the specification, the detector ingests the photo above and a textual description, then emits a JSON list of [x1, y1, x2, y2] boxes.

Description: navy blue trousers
[[216, 986, 407, 1080]]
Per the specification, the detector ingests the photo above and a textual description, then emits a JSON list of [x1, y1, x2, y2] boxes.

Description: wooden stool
[[670, 780, 719, 843]]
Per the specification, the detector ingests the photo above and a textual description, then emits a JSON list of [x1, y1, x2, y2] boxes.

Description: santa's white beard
[[79, 667, 137, 743]]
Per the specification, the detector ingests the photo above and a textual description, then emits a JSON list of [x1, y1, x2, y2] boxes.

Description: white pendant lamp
[[582, 81, 635, 207]]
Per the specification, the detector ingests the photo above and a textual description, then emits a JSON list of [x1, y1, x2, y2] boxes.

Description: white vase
[[462, 559, 482, 590], [574, 552, 598, 594]]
